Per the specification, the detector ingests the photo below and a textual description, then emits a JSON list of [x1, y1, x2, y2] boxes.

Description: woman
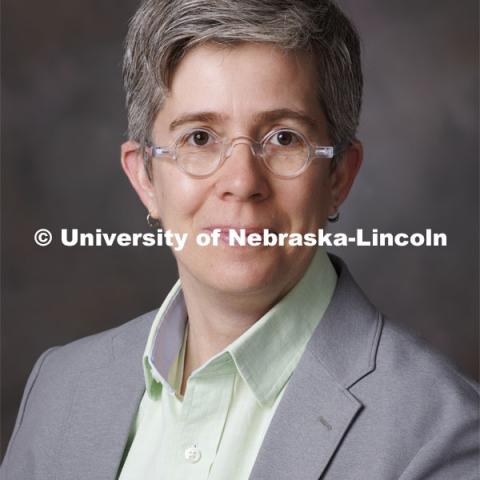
[[2, 1, 478, 479]]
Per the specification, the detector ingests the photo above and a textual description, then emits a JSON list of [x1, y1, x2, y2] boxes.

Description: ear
[[121, 141, 161, 219], [329, 140, 363, 216]]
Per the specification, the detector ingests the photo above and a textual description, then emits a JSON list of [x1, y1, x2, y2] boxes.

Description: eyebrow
[[169, 112, 227, 131], [253, 109, 319, 131], [168, 108, 319, 132]]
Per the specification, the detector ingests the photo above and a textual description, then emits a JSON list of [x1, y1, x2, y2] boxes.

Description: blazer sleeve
[[1, 347, 59, 479]]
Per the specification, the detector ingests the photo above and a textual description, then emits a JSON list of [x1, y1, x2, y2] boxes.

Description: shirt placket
[[174, 359, 236, 480]]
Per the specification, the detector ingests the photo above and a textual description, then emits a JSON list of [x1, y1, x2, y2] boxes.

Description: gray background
[[1, 0, 478, 456]]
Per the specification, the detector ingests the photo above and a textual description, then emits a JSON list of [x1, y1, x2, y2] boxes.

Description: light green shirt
[[118, 248, 337, 480]]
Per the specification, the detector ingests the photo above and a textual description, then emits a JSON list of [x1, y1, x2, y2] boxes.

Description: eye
[[269, 130, 302, 147], [185, 129, 215, 147]]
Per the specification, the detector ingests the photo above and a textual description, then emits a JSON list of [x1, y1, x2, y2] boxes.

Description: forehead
[[154, 42, 325, 133]]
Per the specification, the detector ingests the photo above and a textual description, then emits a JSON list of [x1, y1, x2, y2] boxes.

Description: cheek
[[152, 164, 208, 226], [279, 170, 332, 229]]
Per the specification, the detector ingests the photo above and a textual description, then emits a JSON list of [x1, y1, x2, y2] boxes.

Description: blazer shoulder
[[39, 309, 157, 376], [1, 310, 156, 478], [371, 317, 479, 416], [383, 319, 477, 386]]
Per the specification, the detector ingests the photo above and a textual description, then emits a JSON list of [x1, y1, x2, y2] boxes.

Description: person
[[2, 0, 478, 479]]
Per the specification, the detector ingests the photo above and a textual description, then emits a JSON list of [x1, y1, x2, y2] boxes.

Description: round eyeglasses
[[145, 128, 341, 178]]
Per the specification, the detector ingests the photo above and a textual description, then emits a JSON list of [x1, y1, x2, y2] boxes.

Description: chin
[[214, 266, 277, 296], [187, 246, 296, 297]]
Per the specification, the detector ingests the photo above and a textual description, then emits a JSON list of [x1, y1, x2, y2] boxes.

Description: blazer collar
[[249, 255, 383, 480], [307, 255, 382, 389]]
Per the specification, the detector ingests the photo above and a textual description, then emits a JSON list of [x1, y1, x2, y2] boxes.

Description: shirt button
[[184, 445, 201, 463]]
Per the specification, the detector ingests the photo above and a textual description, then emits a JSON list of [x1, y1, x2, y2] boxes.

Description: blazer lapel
[[249, 349, 362, 480], [250, 256, 383, 480], [55, 313, 154, 480]]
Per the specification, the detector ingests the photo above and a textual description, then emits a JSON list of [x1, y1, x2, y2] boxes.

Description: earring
[[146, 213, 160, 228], [328, 210, 340, 223]]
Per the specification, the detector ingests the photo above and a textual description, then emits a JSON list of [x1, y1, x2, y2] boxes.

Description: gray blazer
[[2, 257, 479, 479]]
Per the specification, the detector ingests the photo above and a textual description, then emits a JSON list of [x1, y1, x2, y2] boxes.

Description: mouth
[[204, 226, 278, 246]]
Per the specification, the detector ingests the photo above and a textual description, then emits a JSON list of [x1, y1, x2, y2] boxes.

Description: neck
[[177, 266, 298, 394], [183, 278, 278, 361]]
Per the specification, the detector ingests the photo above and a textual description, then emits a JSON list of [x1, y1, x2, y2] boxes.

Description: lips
[[205, 226, 277, 234], [204, 226, 278, 245]]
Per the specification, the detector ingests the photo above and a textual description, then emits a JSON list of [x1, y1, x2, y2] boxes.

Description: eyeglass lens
[[175, 130, 310, 177]]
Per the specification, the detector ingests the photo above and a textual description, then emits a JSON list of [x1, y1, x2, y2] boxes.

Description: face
[[122, 43, 361, 303]]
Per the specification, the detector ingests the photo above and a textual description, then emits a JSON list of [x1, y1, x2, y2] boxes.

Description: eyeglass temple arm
[[314, 143, 348, 159], [148, 146, 171, 157]]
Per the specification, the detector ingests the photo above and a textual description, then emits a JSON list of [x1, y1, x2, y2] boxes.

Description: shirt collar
[[143, 248, 337, 405], [143, 282, 187, 398]]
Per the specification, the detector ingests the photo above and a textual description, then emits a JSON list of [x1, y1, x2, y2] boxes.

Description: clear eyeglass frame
[[145, 127, 342, 179]]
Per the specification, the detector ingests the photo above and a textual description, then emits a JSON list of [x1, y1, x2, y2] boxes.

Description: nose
[[214, 140, 270, 202]]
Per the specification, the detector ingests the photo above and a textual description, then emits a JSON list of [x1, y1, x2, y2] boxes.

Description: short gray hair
[[123, 0, 362, 149]]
